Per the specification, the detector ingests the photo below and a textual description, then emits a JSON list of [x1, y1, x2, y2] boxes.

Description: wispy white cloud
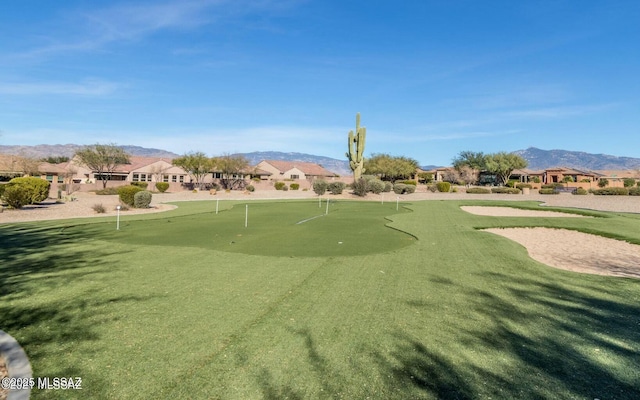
[[12, 0, 302, 60], [0, 79, 120, 96]]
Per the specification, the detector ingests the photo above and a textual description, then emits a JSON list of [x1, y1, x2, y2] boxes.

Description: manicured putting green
[[63, 200, 416, 257]]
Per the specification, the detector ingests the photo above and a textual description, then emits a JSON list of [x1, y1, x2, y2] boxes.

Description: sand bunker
[[484, 227, 640, 279], [461, 206, 586, 218]]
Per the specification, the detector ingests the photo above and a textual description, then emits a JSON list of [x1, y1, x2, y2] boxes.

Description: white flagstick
[[325, 198, 329, 215], [396, 197, 399, 211], [318, 196, 321, 208], [245, 204, 248, 227], [116, 205, 121, 230], [216, 198, 219, 214], [381, 193, 384, 205]]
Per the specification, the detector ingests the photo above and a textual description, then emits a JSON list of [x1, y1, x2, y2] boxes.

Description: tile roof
[[262, 160, 337, 177]]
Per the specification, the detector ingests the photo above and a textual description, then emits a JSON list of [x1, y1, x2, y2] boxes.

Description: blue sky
[[1, 1, 639, 166]]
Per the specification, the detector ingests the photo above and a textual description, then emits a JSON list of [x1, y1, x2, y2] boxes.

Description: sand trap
[[484, 227, 640, 279], [461, 206, 586, 217]]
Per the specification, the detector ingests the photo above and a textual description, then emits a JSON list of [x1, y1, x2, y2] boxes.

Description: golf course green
[[1, 199, 639, 399]]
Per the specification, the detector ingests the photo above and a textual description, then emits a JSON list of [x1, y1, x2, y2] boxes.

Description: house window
[[172, 175, 177, 182], [140, 174, 147, 182], [133, 173, 140, 182], [45, 175, 54, 182], [163, 175, 169, 182], [179, 175, 185, 183], [291, 174, 299, 179], [213, 172, 222, 179]]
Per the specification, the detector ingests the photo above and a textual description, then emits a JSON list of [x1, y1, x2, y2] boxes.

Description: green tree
[[483, 152, 528, 186], [452, 151, 486, 185], [213, 154, 250, 190], [364, 154, 419, 182], [75, 144, 131, 189], [172, 152, 214, 190]]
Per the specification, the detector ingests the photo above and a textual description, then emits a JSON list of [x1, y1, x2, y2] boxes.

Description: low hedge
[[466, 187, 491, 194], [592, 187, 629, 195], [538, 189, 559, 195], [274, 182, 287, 190], [491, 187, 521, 194], [628, 187, 640, 196], [516, 183, 532, 189], [290, 183, 300, 190], [572, 187, 589, 195]]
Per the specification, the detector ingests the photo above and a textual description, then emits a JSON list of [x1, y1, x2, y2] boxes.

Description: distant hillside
[[514, 147, 640, 170], [236, 151, 351, 176], [0, 144, 179, 159]]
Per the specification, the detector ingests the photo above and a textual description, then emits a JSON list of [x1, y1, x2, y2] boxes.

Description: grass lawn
[[1, 199, 639, 399]]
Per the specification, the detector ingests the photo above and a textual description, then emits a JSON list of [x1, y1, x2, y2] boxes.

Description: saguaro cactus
[[346, 113, 366, 181]]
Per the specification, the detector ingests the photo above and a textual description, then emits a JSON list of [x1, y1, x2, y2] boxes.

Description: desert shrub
[[134, 190, 153, 208], [312, 180, 328, 195], [542, 183, 565, 189], [246, 185, 255, 192], [506, 180, 518, 188], [155, 182, 169, 193], [400, 180, 417, 186], [492, 187, 521, 194], [466, 187, 491, 194], [274, 182, 286, 190], [0, 184, 5, 198], [592, 187, 628, 195], [9, 177, 50, 204], [1, 184, 31, 208], [628, 187, 640, 196], [598, 178, 609, 188], [282, 185, 289, 191], [572, 187, 588, 195], [328, 181, 346, 195], [562, 176, 574, 183], [393, 183, 407, 194], [352, 179, 368, 197], [452, 187, 458, 193], [538, 189, 559, 195], [383, 182, 393, 192], [95, 187, 119, 195], [436, 182, 451, 193], [405, 184, 416, 194], [252, 177, 261, 182], [131, 181, 148, 189], [92, 203, 106, 213], [580, 178, 591, 183], [368, 179, 385, 194], [516, 183, 532, 189], [118, 185, 144, 206], [426, 184, 438, 193], [531, 177, 541, 183], [623, 178, 636, 187], [290, 183, 300, 190]]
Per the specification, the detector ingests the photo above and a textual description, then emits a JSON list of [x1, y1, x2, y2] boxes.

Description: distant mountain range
[[1, 144, 639, 173], [514, 147, 640, 171]]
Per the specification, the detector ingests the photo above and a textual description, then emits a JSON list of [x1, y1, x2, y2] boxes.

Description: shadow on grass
[[385, 273, 640, 399], [0, 223, 148, 398]]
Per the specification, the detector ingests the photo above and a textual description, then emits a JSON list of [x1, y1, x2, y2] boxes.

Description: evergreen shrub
[[290, 183, 300, 190], [592, 188, 628, 195], [313, 180, 328, 195], [539, 189, 559, 195], [328, 181, 346, 195], [628, 187, 640, 196], [274, 182, 286, 190], [383, 182, 393, 192], [466, 187, 491, 194], [155, 182, 169, 193], [8, 177, 50, 204], [368, 179, 385, 194], [436, 182, 451, 193], [246, 185, 255, 192], [491, 187, 521, 194], [352, 179, 368, 197], [118, 185, 144, 206], [572, 188, 588, 195], [131, 182, 148, 189], [134, 191, 152, 208]]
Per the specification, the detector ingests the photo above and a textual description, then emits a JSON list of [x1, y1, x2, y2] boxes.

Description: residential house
[[255, 160, 338, 181]]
